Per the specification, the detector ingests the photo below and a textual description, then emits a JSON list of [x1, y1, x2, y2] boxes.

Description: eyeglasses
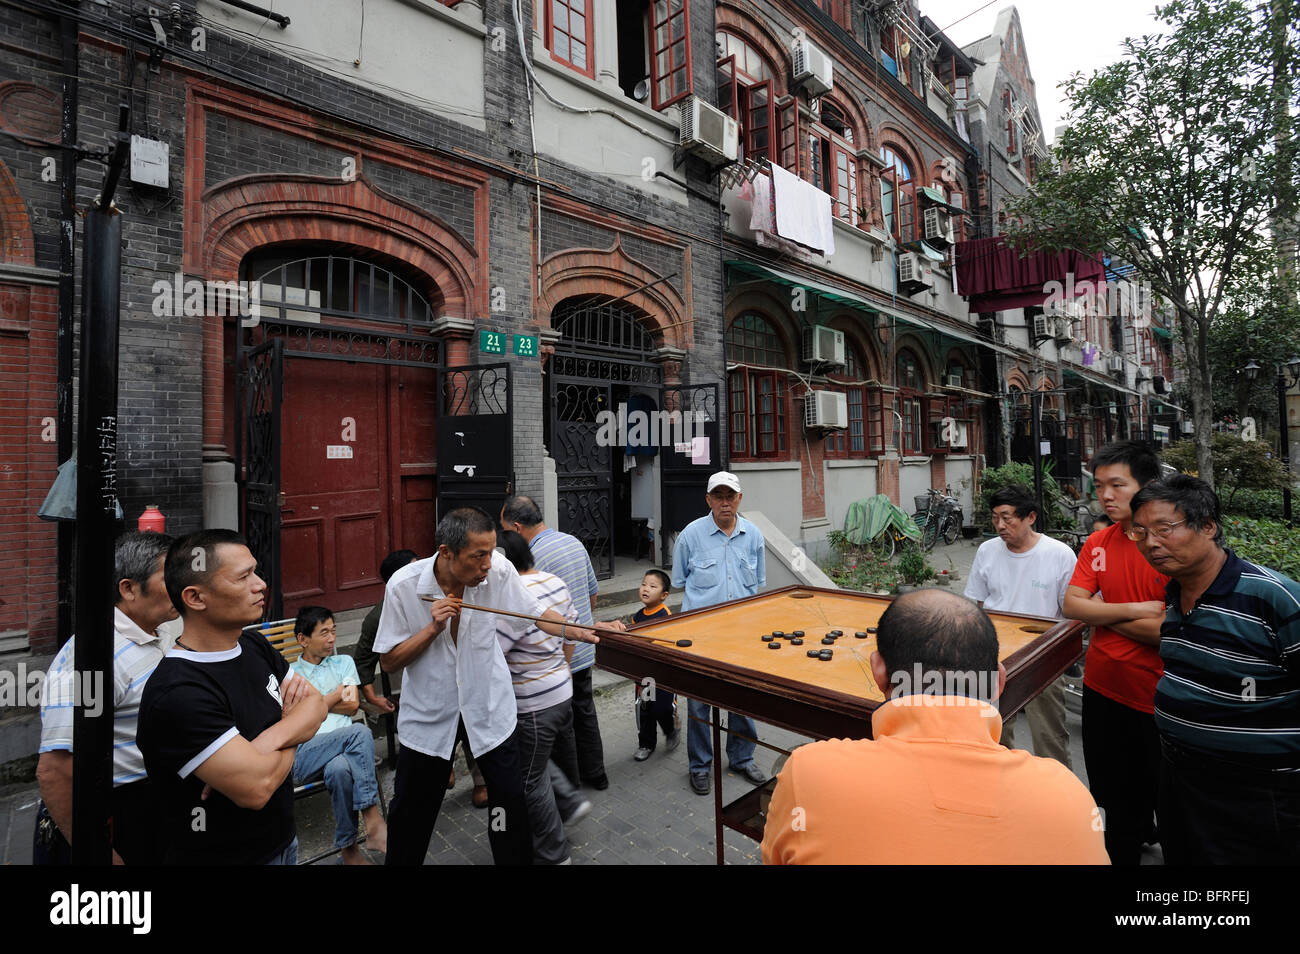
[[1125, 520, 1187, 542]]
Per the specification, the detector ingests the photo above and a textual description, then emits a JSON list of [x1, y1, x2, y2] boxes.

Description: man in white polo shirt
[[965, 484, 1078, 766], [36, 531, 179, 865], [375, 507, 624, 866]]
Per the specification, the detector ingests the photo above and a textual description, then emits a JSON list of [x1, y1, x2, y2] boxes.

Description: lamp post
[[1244, 355, 1300, 523]]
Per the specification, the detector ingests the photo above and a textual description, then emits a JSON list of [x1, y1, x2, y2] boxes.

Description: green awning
[[917, 241, 947, 262], [724, 259, 1020, 358], [1060, 363, 1141, 396], [1153, 324, 1173, 339], [919, 186, 968, 215]]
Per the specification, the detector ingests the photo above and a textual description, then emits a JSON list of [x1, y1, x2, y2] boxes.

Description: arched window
[[726, 313, 789, 459], [810, 100, 861, 225], [880, 144, 917, 243], [248, 252, 435, 327], [716, 30, 795, 170], [824, 341, 886, 459]]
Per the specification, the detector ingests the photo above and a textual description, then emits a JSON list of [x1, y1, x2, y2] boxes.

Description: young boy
[[633, 569, 679, 761], [1063, 441, 1169, 865]]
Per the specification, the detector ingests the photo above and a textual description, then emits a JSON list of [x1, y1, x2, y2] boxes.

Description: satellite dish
[[633, 78, 651, 101]]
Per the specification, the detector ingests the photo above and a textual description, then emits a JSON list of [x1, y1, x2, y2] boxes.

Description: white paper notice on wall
[[674, 442, 692, 455], [691, 436, 709, 465], [1039, 440, 1052, 456], [327, 445, 354, 459]]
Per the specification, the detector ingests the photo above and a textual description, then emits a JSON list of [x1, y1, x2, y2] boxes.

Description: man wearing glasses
[[1130, 475, 1300, 864], [1062, 441, 1169, 865], [673, 472, 768, 795]]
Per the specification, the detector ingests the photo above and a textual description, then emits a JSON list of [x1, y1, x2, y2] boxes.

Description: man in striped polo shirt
[[501, 496, 609, 790], [36, 531, 178, 864], [1131, 475, 1300, 864]]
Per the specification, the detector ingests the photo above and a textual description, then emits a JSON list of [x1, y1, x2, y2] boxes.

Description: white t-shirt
[[964, 534, 1077, 618]]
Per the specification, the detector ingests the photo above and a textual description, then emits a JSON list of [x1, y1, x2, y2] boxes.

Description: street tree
[[1004, 0, 1299, 488]]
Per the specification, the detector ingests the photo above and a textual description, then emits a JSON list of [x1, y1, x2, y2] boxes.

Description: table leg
[[712, 706, 724, 866]]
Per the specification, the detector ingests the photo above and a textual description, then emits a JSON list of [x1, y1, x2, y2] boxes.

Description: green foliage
[[1222, 516, 1300, 581], [1161, 435, 1291, 509], [895, 543, 936, 586], [1222, 488, 1284, 520], [974, 461, 1073, 531], [1205, 280, 1300, 423], [822, 530, 899, 593]]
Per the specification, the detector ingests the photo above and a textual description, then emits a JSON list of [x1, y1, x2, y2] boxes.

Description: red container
[[138, 505, 166, 533]]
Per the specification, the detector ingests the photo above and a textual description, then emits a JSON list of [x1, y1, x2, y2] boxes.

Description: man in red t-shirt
[[1063, 441, 1168, 865]]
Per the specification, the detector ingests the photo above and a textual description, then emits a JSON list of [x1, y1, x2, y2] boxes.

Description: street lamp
[[1243, 356, 1300, 523]]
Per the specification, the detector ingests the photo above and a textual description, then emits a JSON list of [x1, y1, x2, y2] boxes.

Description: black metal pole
[[1031, 390, 1044, 523], [70, 105, 129, 866], [56, 8, 78, 650], [70, 198, 121, 866], [1279, 369, 1292, 523]]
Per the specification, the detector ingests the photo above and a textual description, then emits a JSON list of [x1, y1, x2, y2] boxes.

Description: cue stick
[[417, 594, 693, 647]]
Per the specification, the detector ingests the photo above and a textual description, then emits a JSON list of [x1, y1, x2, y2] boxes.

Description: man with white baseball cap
[[672, 471, 768, 795]]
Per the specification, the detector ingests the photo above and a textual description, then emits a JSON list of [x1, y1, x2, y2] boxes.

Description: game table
[[595, 584, 1086, 864]]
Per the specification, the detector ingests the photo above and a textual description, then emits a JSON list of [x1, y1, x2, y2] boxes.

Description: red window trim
[[728, 368, 791, 461], [650, 0, 693, 110], [544, 0, 597, 80]]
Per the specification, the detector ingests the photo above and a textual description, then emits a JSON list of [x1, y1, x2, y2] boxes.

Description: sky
[[917, 0, 1169, 143]]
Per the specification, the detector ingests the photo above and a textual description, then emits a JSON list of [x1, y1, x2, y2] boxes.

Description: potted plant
[[894, 544, 936, 593]]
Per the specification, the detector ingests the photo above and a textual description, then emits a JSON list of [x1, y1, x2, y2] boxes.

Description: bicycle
[[914, 488, 964, 551]]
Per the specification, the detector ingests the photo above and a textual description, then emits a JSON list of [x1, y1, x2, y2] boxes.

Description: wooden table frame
[[595, 585, 1086, 864]]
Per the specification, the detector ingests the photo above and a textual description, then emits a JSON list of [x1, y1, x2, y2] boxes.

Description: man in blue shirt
[[290, 606, 387, 864], [672, 472, 768, 794]]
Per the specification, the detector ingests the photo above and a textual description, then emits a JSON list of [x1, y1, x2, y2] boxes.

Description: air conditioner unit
[[804, 390, 848, 429], [1031, 313, 1051, 341], [923, 206, 954, 244], [1053, 317, 1073, 345], [801, 324, 846, 366], [898, 252, 932, 289], [946, 372, 963, 388], [792, 39, 834, 98], [679, 96, 740, 166], [948, 420, 969, 449], [1107, 355, 1125, 373]]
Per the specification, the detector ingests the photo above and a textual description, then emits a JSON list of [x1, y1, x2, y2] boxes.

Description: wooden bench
[[244, 618, 388, 864]]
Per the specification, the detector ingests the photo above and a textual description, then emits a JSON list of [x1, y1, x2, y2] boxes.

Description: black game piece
[[790, 638, 803, 646], [768, 641, 781, 650], [830, 630, 843, 636], [819, 649, 833, 661], [867, 627, 878, 634], [806, 649, 820, 658], [792, 630, 805, 637], [761, 634, 773, 642], [772, 631, 785, 638], [855, 631, 868, 639], [821, 636, 835, 645]]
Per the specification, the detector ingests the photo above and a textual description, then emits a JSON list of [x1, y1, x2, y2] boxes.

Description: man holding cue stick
[[376, 508, 625, 865]]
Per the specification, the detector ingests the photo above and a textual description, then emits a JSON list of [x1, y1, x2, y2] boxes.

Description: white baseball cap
[[707, 471, 742, 494]]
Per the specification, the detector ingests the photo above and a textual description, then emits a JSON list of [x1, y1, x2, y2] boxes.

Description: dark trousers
[[385, 724, 532, 866], [1159, 739, 1300, 865], [637, 689, 677, 750], [1082, 687, 1160, 866], [32, 779, 161, 866], [552, 667, 607, 786]]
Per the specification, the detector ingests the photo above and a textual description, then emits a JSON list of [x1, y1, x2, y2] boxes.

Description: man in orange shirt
[[761, 589, 1108, 865], [1062, 441, 1168, 865]]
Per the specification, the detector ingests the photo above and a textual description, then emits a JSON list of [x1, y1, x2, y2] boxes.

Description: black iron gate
[[551, 375, 614, 577], [236, 337, 284, 620], [660, 383, 722, 566], [437, 363, 513, 520]]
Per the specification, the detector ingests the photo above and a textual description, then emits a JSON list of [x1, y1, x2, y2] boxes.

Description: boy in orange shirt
[[1063, 441, 1168, 865]]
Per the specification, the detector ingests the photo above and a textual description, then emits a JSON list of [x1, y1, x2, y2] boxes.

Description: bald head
[[874, 589, 1000, 702]]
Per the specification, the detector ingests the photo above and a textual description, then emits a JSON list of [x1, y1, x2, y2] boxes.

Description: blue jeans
[[266, 837, 299, 866], [293, 723, 380, 850], [686, 700, 756, 776]]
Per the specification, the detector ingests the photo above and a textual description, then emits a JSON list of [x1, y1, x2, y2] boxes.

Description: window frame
[[650, 0, 693, 110], [545, 0, 596, 80]]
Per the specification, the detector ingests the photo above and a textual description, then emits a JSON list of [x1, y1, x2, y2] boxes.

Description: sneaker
[[562, 799, 593, 825], [634, 747, 654, 762], [689, 772, 710, 796], [664, 729, 681, 753], [728, 762, 767, 784]]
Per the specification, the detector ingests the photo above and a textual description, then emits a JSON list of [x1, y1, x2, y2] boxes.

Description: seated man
[[290, 606, 388, 864], [761, 589, 1109, 865]]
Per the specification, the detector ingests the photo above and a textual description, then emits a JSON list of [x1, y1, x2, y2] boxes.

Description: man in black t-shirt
[[138, 530, 326, 865]]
